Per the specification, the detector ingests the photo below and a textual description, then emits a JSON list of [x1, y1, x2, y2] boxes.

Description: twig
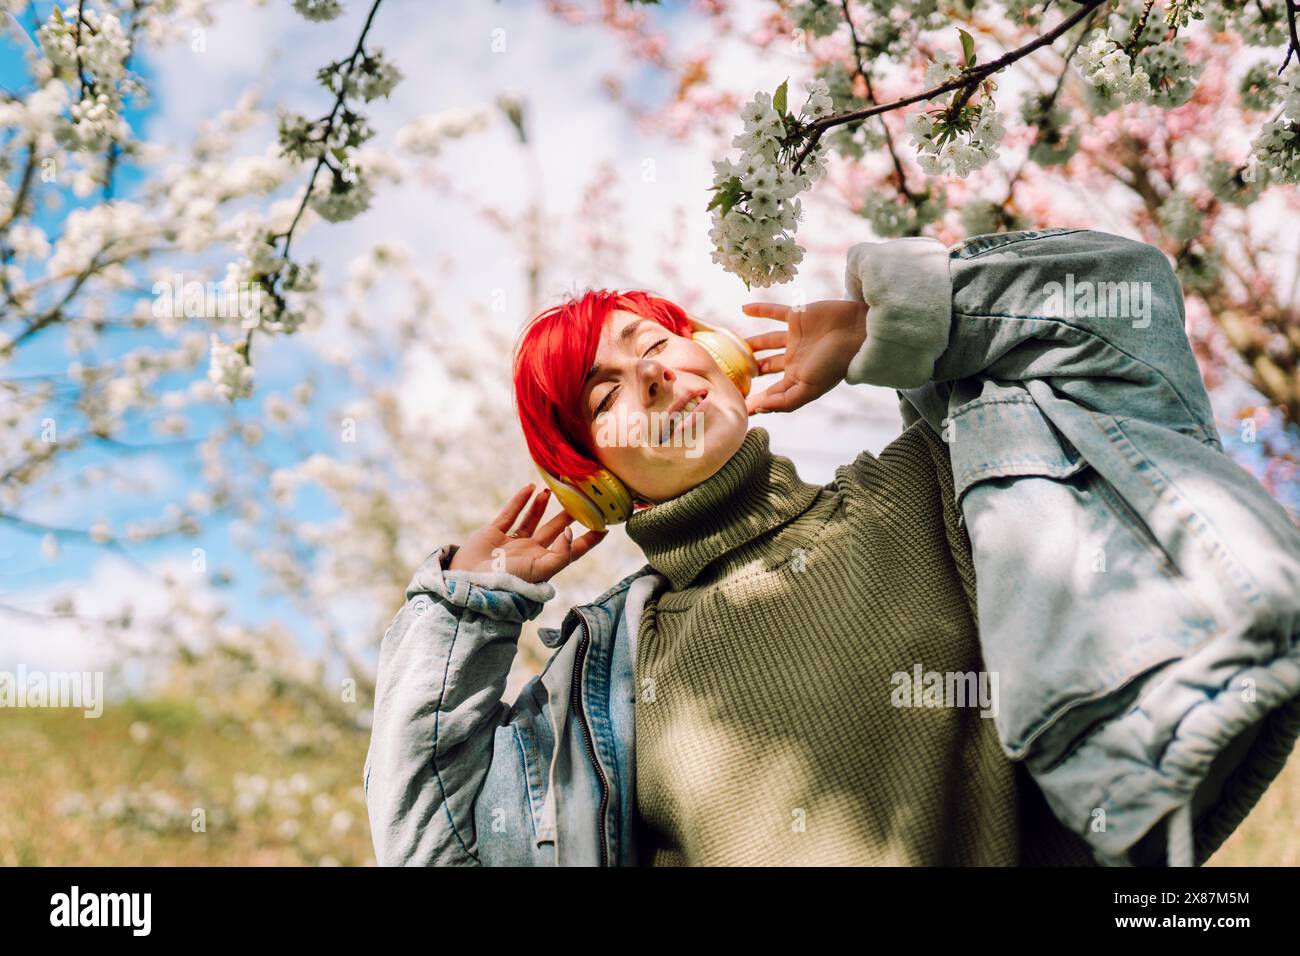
[[998, 7, 1098, 211], [74, 2, 91, 97], [244, 0, 387, 360], [1126, 0, 1157, 58], [837, 0, 914, 202], [1282, 0, 1300, 73]]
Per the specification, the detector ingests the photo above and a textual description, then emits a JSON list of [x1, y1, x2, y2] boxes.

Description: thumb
[[747, 380, 790, 415], [531, 524, 574, 581]]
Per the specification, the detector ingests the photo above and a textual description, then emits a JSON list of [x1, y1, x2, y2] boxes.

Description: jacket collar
[[625, 427, 823, 590], [536, 563, 663, 649]]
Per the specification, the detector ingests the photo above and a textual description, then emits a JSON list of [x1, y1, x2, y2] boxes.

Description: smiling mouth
[[658, 391, 707, 443]]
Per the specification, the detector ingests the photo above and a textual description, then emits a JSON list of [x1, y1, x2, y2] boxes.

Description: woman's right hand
[[446, 483, 607, 584]]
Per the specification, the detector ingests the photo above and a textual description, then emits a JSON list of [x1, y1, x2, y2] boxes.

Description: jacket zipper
[[571, 612, 611, 866]]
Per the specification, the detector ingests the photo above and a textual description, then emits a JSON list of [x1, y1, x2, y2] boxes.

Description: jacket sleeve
[[363, 543, 554, 866], [841, 236, 955, 390], [841, 230, 1219, 442]]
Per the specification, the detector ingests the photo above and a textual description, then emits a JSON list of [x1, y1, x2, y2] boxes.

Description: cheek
[[588, 407, 644, 463]]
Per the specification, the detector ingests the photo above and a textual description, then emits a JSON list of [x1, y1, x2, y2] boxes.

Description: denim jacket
[[846, 227, 1300, 865], [364, 547, 663, 865], [364, 227, 1300, 867]]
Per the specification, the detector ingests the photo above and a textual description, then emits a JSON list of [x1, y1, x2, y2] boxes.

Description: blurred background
[[1, 0, 1297, 866]]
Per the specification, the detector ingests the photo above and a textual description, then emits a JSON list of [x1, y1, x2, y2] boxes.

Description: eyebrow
[[583, 318, 654, 387]]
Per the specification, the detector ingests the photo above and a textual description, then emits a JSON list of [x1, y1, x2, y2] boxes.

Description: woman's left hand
[[739, 299, 868, 415]]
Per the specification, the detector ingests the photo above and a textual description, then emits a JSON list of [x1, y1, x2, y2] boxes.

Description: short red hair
[[513, 289, 693, 483]]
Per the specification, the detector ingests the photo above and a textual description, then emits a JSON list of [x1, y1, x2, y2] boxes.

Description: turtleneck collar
[[625, 427, 824, 590]]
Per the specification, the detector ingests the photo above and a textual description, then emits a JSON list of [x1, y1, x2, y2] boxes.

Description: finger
[[746, 379, 788, 415], [534, 507, 575, 546], [541, 524, 573, 569], [741, 302, 790, 322], [744, 330, 787, 352], [756, 352, 786, 376], [543, 522, 608, 561], [529, 537, 567, 580], [748, 377, 813, 415], [512, 487, 551, 538], [491, 484, 536, 533], [567, 528, 607, 562]]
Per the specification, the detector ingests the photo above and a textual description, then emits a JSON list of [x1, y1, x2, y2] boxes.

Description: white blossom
[[309, 169, 374, 222], [1075, 30, 1151, 109], [8, 223, 50, 260], [907, 101, 1005, 178], [1246, 119, 1300, 185], [1245, 68, 1300, 185], [207, 334, 254, 401], [708, 82, 837, 287], [292, 0, 343, 22], [1136, 40, 1202, 109], [799, 78, 834, 121], [395, 108, 492, 157], [924, 51, 962, 88]]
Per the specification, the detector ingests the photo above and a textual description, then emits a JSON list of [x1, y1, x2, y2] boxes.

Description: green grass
[[2, 695, 1295, 865], [0, 697, 374, 866]]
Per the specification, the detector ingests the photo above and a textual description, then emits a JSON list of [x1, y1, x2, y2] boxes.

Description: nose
[[642, 362, 675, 408]]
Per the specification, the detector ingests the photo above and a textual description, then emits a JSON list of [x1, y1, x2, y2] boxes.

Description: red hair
[[513, 289, 693, 483]]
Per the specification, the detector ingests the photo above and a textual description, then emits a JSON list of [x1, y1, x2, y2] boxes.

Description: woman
[[363, 228, 1300, 867]]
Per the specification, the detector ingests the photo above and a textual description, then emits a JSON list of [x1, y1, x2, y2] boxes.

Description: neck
[[625, 427, 823, 589]]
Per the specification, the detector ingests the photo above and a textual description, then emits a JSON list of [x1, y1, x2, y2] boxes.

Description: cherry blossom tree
[[545, 0, 1300, 509], [0, 0, 659, 726]]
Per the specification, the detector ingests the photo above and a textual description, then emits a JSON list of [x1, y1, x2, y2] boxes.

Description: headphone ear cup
[[536, 465, 634, 532], [691, 325, 760, 397]]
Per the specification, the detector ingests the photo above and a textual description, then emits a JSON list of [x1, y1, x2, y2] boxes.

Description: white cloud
[[0, 552, 213, 676]]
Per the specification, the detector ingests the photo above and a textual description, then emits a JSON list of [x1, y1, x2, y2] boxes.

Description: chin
[[670, 415, 747, 489], [623, 391, 749, 502]]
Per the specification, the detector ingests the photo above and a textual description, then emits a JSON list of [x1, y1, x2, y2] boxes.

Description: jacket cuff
[[406, 544, 556, 621], [842, 236, 953, 389]]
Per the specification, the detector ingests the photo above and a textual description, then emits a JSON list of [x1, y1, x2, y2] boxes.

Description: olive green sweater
[[626, 423, 1095, 866]]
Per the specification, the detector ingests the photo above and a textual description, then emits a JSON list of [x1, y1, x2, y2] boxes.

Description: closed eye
[[594, 337, 669, 418]]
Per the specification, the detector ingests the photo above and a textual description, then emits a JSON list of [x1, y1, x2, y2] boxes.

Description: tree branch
[[244, 0, 387, 362], [791, 0, 1107, 172]]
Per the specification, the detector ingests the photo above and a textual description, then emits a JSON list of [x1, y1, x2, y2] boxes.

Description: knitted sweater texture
[[625, 424, 1094, 866]]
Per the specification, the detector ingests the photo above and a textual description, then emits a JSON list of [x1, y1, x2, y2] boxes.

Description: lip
[[660, 388, 708, 442]]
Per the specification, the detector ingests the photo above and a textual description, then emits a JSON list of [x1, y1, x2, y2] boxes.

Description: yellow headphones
[[535, 315, 759, 531]]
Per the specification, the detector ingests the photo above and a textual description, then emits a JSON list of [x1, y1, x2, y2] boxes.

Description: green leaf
[[958, 28, 975, 68], [773, 78, 788, 116]]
